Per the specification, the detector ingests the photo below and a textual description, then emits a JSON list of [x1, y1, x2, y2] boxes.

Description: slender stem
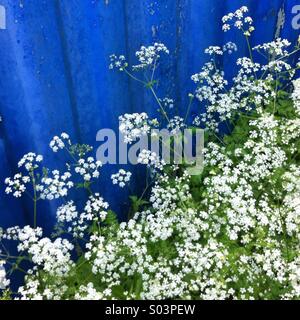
[[86, 184, 93, 195], [33, 199, 37, 229], [0, 240, 10, 256], [149, 85, 170, 123], [0, 253, 25, 260], [273, 47, 300, 64], [243, 32, 258, 81], [239, 113, 258, 120], [245, 35, 254, 63], [213, 132, 226, 146], [273, 73, 278, 114], [139, 180, 151, 202], [123, 68, 147, 85], [275, 66, 300, 77], [5, 261, 28, 274], [25, 190, 34, 201], [30, 170, 38, 228], [184, 96, 194, 124], [260, 47, 300, 80], [64, 146, 78, 163], [123, 67, 170, 123], [151, 59, 157, 82]]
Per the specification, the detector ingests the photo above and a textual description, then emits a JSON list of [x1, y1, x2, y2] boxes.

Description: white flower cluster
[[253, 38, 291, 57], [1, 225, 74, 299], [74, 157, 102, 182], [264, 60, 294, 75], [5, 174, 30, 198], [84, 193, 109, 222], [149, 171, 191, 213], [119, 112, 154, 144], [292, 78, 300, 116], [56, 194, 109, 238], [191, 62, 231, 130], [16, 279, 68, 300], [83, 171, 232, 300], [167, 116, 186, 134], [5, 168, 74, 201], [1, 226, 43, 251], [38, 170, 73, 200], [191, 36, 294, 131], [205, 42, 238, 57], [204, 46, 223, 56], [222, 6, 254, 36], [109, 54, 128, 71], [160, 97, 174, 109], [0, 261, 9, 290], [223, 41, 238, 54], [28, 237, 74, 277], [133, 43, 169, 70], [234, 58, 275, 107], [56, 201, 78, 224], [49, 133, 71, 153], [111, 169, 132, 188], [137, 150, 165, 171], [198, 108, 300, 294], [74, 283, 107, 300], [18, 153, 43, 171]]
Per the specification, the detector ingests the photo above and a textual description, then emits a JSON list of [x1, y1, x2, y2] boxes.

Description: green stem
[[123, 68, 146, 85], [149, 85, 170, 123], [260, 47, 300, 80], [151, 59, 157, 82], [273, 73, 278, 114], [33, 199, 37, 229], [213, 132, 226, 146], [123, 67, 170, 123], [245, 35, 254, 64], [30, 170, 38, 229], [184, 96, 195, 124], [243, 32, 258, 81]]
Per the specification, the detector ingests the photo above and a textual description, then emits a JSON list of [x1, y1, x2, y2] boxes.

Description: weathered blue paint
[[0, 0, 299, 231]]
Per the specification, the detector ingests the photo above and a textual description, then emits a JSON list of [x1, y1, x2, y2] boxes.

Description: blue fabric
[[0, 0, 299, 231]]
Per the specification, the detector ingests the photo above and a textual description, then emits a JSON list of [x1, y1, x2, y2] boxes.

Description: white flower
[[75, 283, 105, 300], [223, 42, 238, 54], [133, 43, 169, 70], [137, 150, 165, 171], [18, 153, 43, 171], [74, 157, 102, 182], [27, 237, 74, 276], [109, 54, 128, 71], [0, 261, 10, 290], [119, 112, 153, 144], [253, 38, 291, 57], [39, 170, 74, 200], [49, 133, 71, 152], [205, 46, 223, 56], [4, 173, 30, 198], [111, 170, 132, 188], [292, 78, 300, 116], [160, 97, 174, 109], [222, 7, 254, 36], [167, 116, 186, 134], [83, 194, 109, 222], [56, 201, 78, 223]]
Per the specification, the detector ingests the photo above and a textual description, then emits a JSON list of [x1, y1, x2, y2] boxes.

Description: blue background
[[0, 0, 299, 232]]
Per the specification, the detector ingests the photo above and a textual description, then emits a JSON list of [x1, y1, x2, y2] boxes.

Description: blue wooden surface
[[0, 0, 299, 230]]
